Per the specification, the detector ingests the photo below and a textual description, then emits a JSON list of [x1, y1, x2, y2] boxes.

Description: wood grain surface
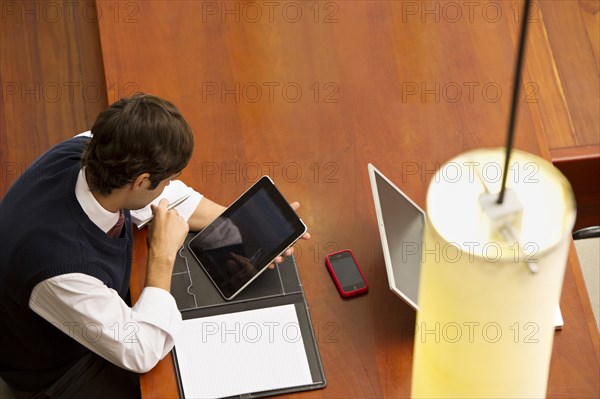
[[1, 0, 597, 397], [0, 0, 107, 197], [95, 1, 598, 397]]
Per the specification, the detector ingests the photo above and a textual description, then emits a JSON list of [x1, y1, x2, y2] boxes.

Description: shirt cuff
[[131, 287, 183, 336]]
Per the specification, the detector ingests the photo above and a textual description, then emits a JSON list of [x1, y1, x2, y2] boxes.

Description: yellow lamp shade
[[411, 148, 576, 398]]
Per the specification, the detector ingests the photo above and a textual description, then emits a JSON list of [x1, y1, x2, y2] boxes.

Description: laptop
[[367, 163, 564, 329]]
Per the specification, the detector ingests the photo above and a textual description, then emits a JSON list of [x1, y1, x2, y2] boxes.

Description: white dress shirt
[[29, 132, 203, 373]]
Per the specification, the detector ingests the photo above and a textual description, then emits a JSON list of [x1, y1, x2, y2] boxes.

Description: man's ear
[[132, 173, 151, 191]]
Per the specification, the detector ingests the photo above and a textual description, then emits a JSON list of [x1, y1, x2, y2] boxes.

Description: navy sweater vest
[[0, 137, 133, 391]]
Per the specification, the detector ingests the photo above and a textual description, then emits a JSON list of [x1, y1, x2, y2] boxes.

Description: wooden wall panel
[[0, 0, 108, 197], [538, 0, 599, 151], [521, 0, 599, 231]]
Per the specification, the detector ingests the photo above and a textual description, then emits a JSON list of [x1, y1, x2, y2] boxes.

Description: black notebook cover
[[170, 233, 326, 398]]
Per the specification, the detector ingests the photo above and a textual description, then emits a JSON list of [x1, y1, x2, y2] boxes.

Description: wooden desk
[[96, 1, 599, 397]]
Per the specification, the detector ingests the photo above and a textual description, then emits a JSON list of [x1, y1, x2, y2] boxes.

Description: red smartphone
[[324, 249, 368, 298]]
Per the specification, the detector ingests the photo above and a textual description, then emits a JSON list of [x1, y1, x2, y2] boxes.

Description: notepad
[[174, 304, 313, 398]]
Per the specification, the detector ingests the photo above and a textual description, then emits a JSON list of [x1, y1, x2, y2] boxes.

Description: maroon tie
[[107, 210, 125, 238]]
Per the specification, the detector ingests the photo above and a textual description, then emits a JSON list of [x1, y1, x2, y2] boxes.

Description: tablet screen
[[187, 176, 306, 300]]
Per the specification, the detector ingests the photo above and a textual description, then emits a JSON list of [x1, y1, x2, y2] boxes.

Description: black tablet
[[187, 176, 307, 300]]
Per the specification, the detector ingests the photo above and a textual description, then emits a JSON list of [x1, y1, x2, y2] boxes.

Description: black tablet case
[[170, 233, 327, 398]]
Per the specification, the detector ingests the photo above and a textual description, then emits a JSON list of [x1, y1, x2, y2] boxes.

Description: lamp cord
[[498, 0, 533, 204]]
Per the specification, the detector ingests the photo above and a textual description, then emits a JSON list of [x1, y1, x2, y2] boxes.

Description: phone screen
[[329, 251, 366, 292]]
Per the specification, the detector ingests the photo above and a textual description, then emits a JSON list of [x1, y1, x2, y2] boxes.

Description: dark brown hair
[[82, 93, 194, 195]]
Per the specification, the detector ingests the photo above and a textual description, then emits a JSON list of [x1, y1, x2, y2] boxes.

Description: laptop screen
[[368, 163, 563, 328], [368, 164, 425, 309]]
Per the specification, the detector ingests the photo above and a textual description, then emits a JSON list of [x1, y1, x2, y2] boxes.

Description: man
[[0, 94, 304, 398]]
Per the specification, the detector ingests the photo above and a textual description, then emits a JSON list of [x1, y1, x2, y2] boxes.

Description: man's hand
[[145, 199, 190, 290], [269, 202, 311, 269]]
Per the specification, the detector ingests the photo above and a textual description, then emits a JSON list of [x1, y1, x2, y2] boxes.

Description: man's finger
[[151, 198, 170, 213], [158, 198, 169, 208]]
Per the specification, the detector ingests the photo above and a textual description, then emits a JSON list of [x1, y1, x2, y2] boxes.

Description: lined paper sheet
[[175, 304, 313, 398]]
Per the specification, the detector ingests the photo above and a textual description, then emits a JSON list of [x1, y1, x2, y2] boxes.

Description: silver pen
[[137, 193, 192, 229]]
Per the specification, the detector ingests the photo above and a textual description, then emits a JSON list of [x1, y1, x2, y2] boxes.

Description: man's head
[[82, 93, 194, 208]]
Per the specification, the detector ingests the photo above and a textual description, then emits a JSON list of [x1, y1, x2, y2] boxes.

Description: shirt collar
[[75, 168, 120, 233]]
